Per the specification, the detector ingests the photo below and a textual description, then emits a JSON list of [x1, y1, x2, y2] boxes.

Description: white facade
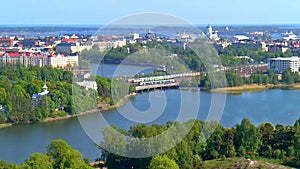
[[77, 81, 98, 91], [49, 54, 78, 68], [268, 57, 300, 73], [206, 25, 218, 40], [91, 39, 127, 52]]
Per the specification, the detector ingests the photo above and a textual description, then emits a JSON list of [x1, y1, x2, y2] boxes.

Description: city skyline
[[1, 0, 300, 25]]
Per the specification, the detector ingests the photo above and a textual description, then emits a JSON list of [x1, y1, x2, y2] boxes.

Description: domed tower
[[42, 83, 48, 92], [145, 27, 155, 39], [40, 82, 49, 95], [207, 24, 213, 39]]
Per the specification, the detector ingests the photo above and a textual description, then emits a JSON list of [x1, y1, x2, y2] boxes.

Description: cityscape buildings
[[268, 57, 300, 73]]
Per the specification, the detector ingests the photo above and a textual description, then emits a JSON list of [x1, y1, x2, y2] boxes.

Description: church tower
[[207, 24, 213, 39]]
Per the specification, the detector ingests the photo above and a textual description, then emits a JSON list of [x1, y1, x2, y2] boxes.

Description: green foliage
[[235, 119, 262, 156], [22, 153, 53, 169], [294, 118, 300, 166], [282, 68, 300, 85], [0, 111, 6, 124], [47, 139, 92, 169], [200, 70, 282, 89], [219, 45, 293, 64], [96, 76, 134, 106], [0, 64, 119, 124], [99, 118, 300, 168], [149, 155, 179, 169]]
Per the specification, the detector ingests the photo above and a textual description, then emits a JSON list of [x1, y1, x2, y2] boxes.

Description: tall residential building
[[268, 57, 300, 73], [0, 52, 78, 68], [49, 54, 78, 68]]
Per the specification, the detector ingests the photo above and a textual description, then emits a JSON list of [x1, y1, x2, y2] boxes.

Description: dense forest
[[1, 118, 299, 168], [0, 64, 75, 124], [0, 64, 133, 125], [100, 118, 300, 169]]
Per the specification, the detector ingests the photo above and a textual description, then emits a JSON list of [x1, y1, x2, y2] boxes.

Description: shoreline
[[210, 83, 300, 94], [210, 84, 267, 94], [0, 93, 137, 128], [42, 92, 137, 123], [1, 84, 300, 128], [0, 123, 12, 129]]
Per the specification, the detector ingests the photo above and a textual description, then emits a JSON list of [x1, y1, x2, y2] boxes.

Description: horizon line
[[0, 23, 300, 27]]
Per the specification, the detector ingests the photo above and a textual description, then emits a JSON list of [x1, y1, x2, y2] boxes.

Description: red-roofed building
[[0, 52, 49, 67], [61, 38, 78, 43], [293, 43, 300, 48], [0, 52, 78, 68], [0, 37, 13, 47]]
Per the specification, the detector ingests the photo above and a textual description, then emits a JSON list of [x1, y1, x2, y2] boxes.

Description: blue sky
[[1, 0, 300, 25]]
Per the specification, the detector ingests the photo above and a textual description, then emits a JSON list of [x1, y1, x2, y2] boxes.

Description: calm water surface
[[0, 64, 300, 164]]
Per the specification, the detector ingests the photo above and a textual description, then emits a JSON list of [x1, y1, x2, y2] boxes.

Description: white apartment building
[[49, 54, 78, 68], [268, 57, 300, 73]]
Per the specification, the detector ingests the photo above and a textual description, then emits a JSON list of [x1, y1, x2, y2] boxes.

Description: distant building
[[31, 83, 49, 107], [206, 25, 218, 40], [0, 52, 78, 68], [0, 37, 13, 47], [0, 105, 6, 112], [49, 54, 78, 68], [268, 46, 289, 54], [56, 42, 80, 54], [88, 39, 126, 52], [0, 52, 48, 66], [231, 42, 262, 50], [76, 80, 98, 91], [268, 57, 300, 73], [132, 33, 140, 40], [145, 28, 156, 40], [233, 35, 250, 41]]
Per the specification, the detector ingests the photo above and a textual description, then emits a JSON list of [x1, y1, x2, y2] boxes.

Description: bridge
[[128, 72, 200, 93], [135, 82, 179, 93]]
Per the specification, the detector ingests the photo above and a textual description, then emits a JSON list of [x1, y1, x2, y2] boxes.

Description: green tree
[[282, 68, 294, 85], [259, 122, 275, 157], [204, 124, 225, 160], [149, 155, 179, 169], [47, 139, 92, 169], [235, 118, 262, 157], [294, 118, 300, 166], [0, 87, 7, 104], [22, 153, 53, 169], [0, 111, 6, 124]]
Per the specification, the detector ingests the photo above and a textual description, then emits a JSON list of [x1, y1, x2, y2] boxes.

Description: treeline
[[0, 64, 75, 124], [218, 45, 297, 66], [1, 118, 299, 168], [100, 118, 300, 169], [81, 39, 300, 70], [96, 76, 135, 106], [0, 64, 131, 125], [200, 68, 300, 89], [0, 139, 93, 169], [80, 41, 208, 73]]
